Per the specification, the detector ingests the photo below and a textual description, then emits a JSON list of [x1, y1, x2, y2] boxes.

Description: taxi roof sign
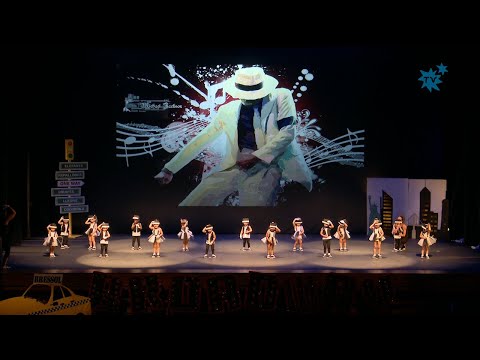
[[33, 274, 63, 284]]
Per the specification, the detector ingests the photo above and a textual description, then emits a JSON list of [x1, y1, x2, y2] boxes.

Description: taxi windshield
[[24, 284, 51, 304]]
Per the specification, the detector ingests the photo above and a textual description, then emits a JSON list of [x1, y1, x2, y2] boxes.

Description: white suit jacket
[[164, 88, 313, 191]]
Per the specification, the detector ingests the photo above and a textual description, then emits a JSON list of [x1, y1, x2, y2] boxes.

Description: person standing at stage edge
[[154, 67, 313, 206], [1, 204, 16, 269]]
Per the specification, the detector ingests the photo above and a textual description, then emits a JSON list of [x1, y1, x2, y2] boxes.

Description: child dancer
[[98, 222, 111, 257], [148, 220, 164, 258], [392, 216, 407, 252], [85, 215, 98, 250], [203, 224, 216, 258], [58, 216, 70, 249], [292, 217, 305, 251], [44, 223, 58, 257], [131, 215, 142, 250], [398, 216, 408, 251], [320, 219, 334, 257], [369, 218, 385, 258], [418, 223, 436, 259], [178, 218, 193, 251], [335, 219, 350, 251], [240, 218, 253, 251], [264, 222, 280, 259]]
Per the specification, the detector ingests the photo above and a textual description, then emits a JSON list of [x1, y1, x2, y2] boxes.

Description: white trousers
[[179, 162, 281, 206]]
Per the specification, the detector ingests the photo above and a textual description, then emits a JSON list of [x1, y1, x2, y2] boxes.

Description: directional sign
[[59, 161, 88, 171], [55, 171, 85, 180], [57, 180, 85, 187], [55, 196, 85, 206], [60, 205, 89, 214], [51, 188, 81, 197]]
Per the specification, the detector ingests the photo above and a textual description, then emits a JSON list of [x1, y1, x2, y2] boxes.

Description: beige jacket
[[163, 88, 313, 191]]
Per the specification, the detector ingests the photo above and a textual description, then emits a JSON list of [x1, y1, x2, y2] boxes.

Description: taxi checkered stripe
[[28, 298, 91, 315]]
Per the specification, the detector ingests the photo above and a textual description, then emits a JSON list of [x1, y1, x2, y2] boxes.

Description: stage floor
[[4, 234, 480, 273]]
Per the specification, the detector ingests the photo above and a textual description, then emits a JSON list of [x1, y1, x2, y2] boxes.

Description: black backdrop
[[1, 45, 476, 242]]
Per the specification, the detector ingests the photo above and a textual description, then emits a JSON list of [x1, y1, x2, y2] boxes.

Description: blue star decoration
[[418, 68, 443, 92], [436, 63, 448, 75]]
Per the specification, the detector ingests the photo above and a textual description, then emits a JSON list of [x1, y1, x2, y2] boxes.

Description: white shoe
[[271, 255, 276, 258], [293, 248, 296, 252], [372, 255, 377, 258], [61, 245, 65, 249], [267, 255, 271, 259], [88, 247, 92, 250], [132, 247, 135, 250], [152, 254, 156, 258], [105, 254, 109, 257], [323, 254, 327, 257], [426, 255, 430, 259], [378, 254, 382, 258], [64, 245, 70, 249], [300, 248, 304, 252], [204, 254, 208, 258], [99, 254, 103, 258], [50, 254, 56, 257], [242, 248, 247, 251], [138, 247, 142, 250], [185, 248, 189, 251], [212, 254, 216, 258], [328, 253, 332, 258], [421, 255, 425, 259]]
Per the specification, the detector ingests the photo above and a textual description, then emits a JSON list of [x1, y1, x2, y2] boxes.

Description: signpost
[[57, 180, 85, 187], [59, 162, 88, 171], [51, 188, 81, 196], [55, 196, 85, 206], [50, 139, 90, 237], [55, 171, 85, 180], [60, 205, 89, 214]]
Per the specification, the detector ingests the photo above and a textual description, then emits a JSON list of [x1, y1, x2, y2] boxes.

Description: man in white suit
[[155, 67, 313, 206]]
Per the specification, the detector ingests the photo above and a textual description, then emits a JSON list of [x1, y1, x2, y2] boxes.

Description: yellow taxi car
[[0, 274, 91, 315]]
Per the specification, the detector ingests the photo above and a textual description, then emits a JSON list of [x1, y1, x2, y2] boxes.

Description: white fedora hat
[[223, 67, 278, 100], [99, 222, 110, 229]]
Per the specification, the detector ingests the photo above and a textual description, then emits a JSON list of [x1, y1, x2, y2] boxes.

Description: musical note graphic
[[122, 136, 136, 167]]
